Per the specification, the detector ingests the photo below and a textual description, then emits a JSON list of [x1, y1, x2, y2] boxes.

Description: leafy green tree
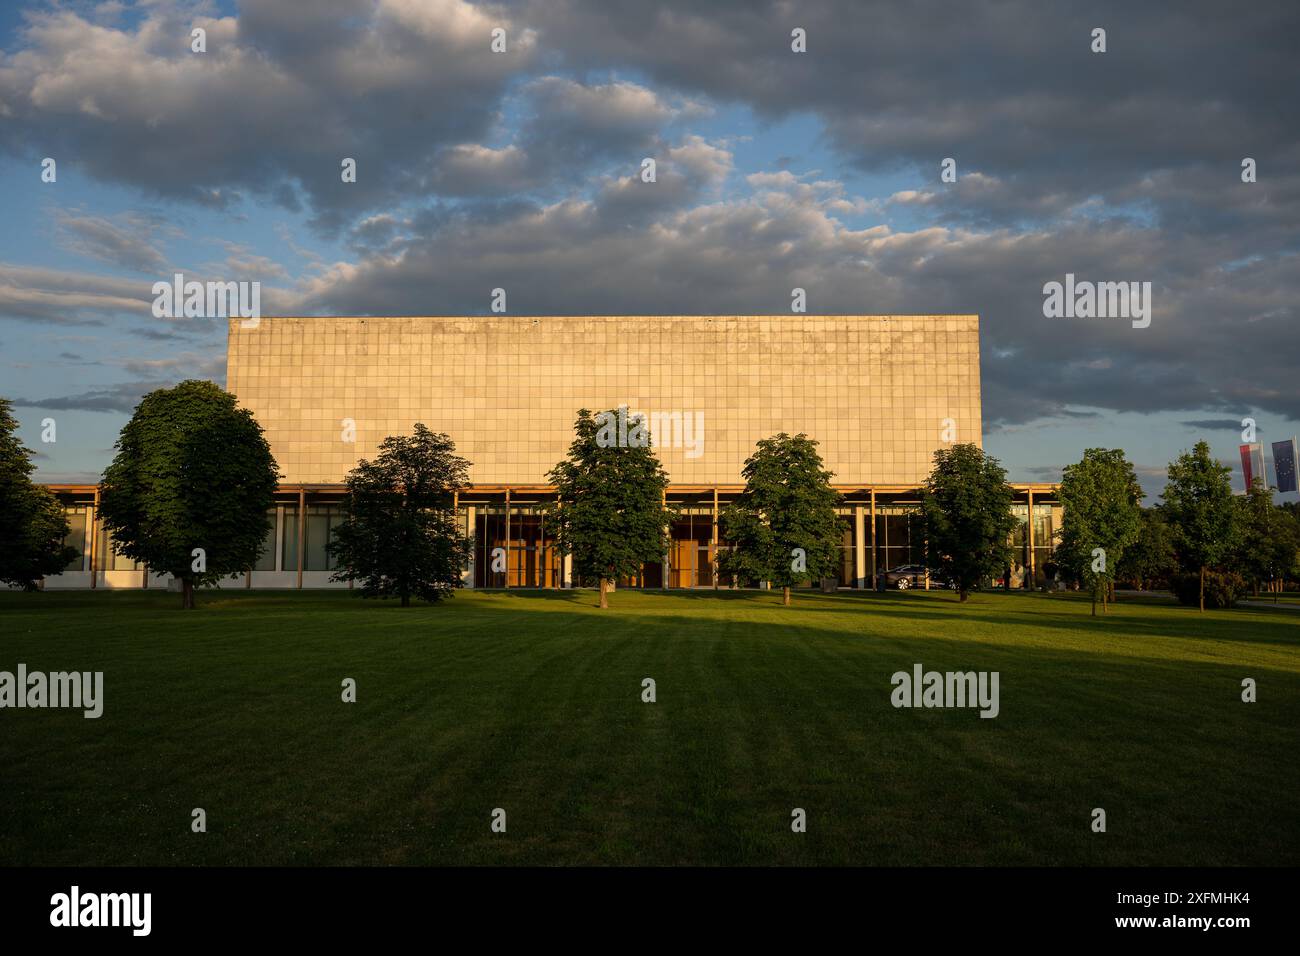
[[1115, 507, 1178, 591], [1056, 448, 1143, 616], [1230, 479, 1295, 597], [327, 424, 471, 607], [546, 408, 674, 609], [1276, 510, 1300, 599], [917, 443, 1016, 602], [718, 432, 844, 606], [98, 380, 279, 609], [1162, 440, 1236, 612], [0, 398, 76, 589]]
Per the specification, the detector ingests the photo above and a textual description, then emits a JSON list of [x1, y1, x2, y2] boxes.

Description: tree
[[718, 432, 844, 606], [1230, 479, 1295, 597], [1115, 507, 1178, 591], [1162, 440, 1236, 612], [546, 408, 673, 609], [98, 380, 279, 609], [327, 424, 471, 607], [1056, 448, 1143, 616], [0, 398, 76, 589], [1276, 510, 1300, 599], [917, 443, 1016, 602]]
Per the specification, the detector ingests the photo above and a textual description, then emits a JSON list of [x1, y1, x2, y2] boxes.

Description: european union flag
[[1272, 439, 1298, 494]]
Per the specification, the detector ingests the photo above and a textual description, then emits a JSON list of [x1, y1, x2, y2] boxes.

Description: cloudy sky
[[1, 0, 1297, 497]]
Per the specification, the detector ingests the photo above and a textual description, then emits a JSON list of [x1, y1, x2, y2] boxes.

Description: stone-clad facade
[[224, 315, 982, 487]]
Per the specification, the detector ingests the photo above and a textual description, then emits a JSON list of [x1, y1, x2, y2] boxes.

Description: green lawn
[[2, 587, 1297, 866]]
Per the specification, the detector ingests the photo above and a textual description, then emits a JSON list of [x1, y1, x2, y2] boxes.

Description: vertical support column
[[273, 505, 285, 573], [712, 487, 720, 589], [662, 489, 669, 589], [296, 488, 305, 589], [1026, 489, 1035, 590], [504, 487, 511, 589], [89, 488, 99, 589], [453, 490, 464, 587], [563, 552, 573, 588], [853, 505, 866, 589], [869, 489, 877, 588], [551, 499, 560, 589], [464, 504, 476, 588]]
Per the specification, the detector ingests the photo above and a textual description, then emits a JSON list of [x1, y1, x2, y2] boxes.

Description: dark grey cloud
[[424, 77, 702, 198], [518, 0, 1300, 235], [1181, 419, 1249, 431], [12, 381, 157, 413], [0, 0, 539, 232], [10, 349, 223, 414]]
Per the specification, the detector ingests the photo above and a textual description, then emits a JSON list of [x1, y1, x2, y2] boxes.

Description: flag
[[1239, 443, 1265, 490], [1272, 437, 1298, 494]]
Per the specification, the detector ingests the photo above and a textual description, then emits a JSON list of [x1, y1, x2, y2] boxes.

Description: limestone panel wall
[[225, 315, 982, 486]]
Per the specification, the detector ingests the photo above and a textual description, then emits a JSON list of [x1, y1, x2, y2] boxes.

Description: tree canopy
[[98, 380, 279, 608], [718, 432, 843, 605], [1229, 478, 1298, 597], [1057, 448, 1143, 615], [327, 424, 472, 606], [0, 398, 75, 590], [917, 443, 1016, 602], [546, 408, 674, 608], [1162, 440, 1236, 612]]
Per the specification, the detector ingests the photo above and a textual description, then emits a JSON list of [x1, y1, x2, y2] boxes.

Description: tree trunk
[[1091, 586, 1096, 617], [782, 585, 791, 606], [599, 577, 609, 609], [181, 577, 195, 610], [1199, 565, 1206, 612], [959, 588, 969, 603]]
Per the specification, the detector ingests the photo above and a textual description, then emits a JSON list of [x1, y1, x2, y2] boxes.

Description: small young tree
[[1230, 479, 1293, 597], [1115, 507, 1178, 591], [327, 424, 472, 607], [718, 433, 843, 606], [1057, 448, 1143, 616], [1275, 509, 1300, 600], [546, 408, 673, 609], [99, 381, 279, 609], [1162, 440, 1236, 612], [0, 398, 76, 589], [918, 443, 1016, 602]]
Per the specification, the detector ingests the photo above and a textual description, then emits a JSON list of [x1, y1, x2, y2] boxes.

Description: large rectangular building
[[41, 314, 1060, 592], [226, 315, 983, 487]]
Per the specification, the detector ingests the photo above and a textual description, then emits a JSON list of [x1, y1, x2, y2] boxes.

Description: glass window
[[254, 509, 278, 571], [61, 508, 88, 571], [282, 506, 299, 572], [473, 507, 507, 587], [305, 505, 340, 572]]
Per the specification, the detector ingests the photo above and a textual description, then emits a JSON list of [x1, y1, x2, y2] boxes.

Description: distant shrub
[[1170, 571, 1246, 609]]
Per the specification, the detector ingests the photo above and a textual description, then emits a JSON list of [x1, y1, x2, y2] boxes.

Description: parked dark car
[[882, 564, 928, 589]]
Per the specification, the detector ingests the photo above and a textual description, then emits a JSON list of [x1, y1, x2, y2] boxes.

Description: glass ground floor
[[37, 483, 1062, 592]]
